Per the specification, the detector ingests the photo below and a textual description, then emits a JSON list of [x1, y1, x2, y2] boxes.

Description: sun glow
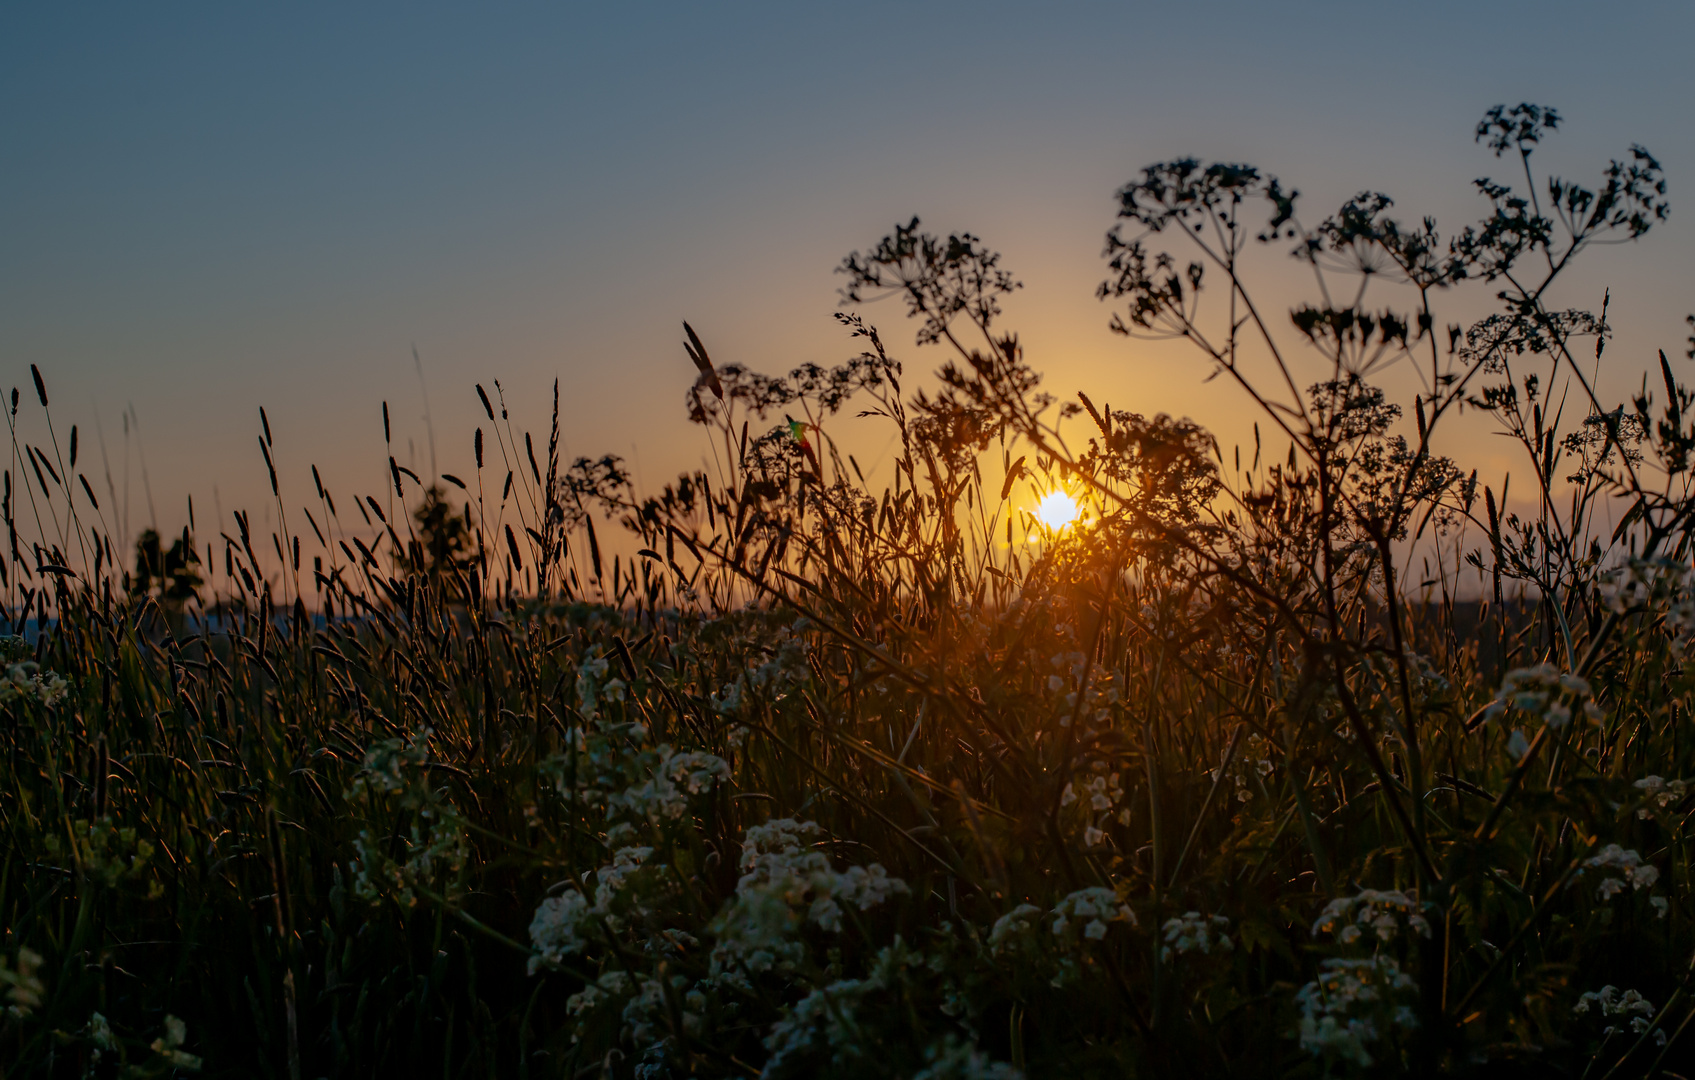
[[1035, 490, 1081, 531]]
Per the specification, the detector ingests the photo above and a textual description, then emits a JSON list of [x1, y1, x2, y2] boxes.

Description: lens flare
[[1035, 490, 1081, 531]]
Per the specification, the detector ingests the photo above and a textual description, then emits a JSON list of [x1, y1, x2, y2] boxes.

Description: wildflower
[[710, 884, 806, 989], [601, 745, 730, 824], [593, 845, 654, 909], [150, 1014, 203, 1071], [0, 662, 70, 707], [1573, 986, 1663, 1041], [761, 977, 874, 1076], [708, 818, 908, 988], [529, 889, 592, 972], [1634, 775, 1689, 818], [1584, 844, 1659, 899], [1398, 650, 1450, 694], [733, 817, 906, 927], [1160, 911, 1232, 961], [1482, 663, 1603, 731], [1598, 559, 1695, 657], [1311, 889, 1432, 945], [1212, 733, 1275, 802], [988, 904, 1044, 953], [576, 656, 614, 718], [1294, 956, 1419, 1068], [623, 973, 698, 1044], [1051, 887, 1137, 944]]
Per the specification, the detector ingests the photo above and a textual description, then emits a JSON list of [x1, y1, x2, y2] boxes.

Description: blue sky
[[2, 1, 1691, 542]]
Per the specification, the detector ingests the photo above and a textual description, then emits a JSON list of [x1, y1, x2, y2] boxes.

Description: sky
[[2, 0, 1692, 554]]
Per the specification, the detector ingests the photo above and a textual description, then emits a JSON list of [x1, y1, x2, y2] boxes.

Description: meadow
[[3, 104, 1695, 1077]]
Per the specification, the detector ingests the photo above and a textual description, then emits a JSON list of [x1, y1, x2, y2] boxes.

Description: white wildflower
[[761, 977, 873, 1076], [1311, 889, 1432, 946], [605, 746, 730, 823], [1294, 956, 1419, 1068], [575, 656, 613, 718], [1483, 663, 1603, 732], [1212, 733, 1276, 802], [1052, 887, 1137, 944], [0, 662, 71, 707], [988, 904, 1044, 954], [529, 889, 592, 973], [150, 1014, 202, 1071], [1573, 985, 1661, 1038], [1160, 911, 1232, 962], [1585, 845, 1660, 895], [1599, 557, 1695, 658], [1635, 775, 1688, 818]]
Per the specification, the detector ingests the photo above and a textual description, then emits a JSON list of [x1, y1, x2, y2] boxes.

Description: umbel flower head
[[1482, 664, 1603, 730], [1311, 889, 1432, 945]]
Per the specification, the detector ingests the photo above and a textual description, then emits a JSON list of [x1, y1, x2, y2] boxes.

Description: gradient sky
[[3, 1, 1692, 549]]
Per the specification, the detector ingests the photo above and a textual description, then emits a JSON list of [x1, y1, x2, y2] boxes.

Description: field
[[4, 106, 1695, 1077]]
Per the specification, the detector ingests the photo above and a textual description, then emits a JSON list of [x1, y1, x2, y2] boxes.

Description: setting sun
[[1035, 490, 1081, 531]]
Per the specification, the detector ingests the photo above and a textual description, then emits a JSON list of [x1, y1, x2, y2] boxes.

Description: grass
[[2, 103, 1695, 1077]]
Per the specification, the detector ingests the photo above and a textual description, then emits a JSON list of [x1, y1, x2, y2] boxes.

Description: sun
[[1035, 490, 1081, 531]]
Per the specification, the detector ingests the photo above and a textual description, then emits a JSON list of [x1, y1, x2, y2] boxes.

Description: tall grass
[[2, 104, 1693, 1077]]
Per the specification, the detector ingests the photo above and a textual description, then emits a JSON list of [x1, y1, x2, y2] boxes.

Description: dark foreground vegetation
[[4, 106, 1695, 1077]]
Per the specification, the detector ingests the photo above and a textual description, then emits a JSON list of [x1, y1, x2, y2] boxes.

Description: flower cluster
[[530, 889, 593, 971], [150, 1014, 203, 1071], [911, 1034, 1026, 1080], [762, 975, 877, 1076], [1584, 845, 1661, 904], [1054, 888, 1139, 943], [1160, 911, 1231, 961], [733, 818, 907, 929], [528, 845, 661, 973], [1060, 763, 1128, 843], [348, 815, 467, 908], [1599, 557, 1695, 657], [345, 728, 433, 803], [345, 729, 468, 907], [987, 904, 1045, 953], [1598, 557, 1689, 612], [1634, 775, 1688, 819], [1311, 889, 1432, 945], [0, 661, 69, 707], [753, 937, 1023, 1080], [701, 819, 909, 992], [603, 747, 732, 824], [575, 655, 627, 720], [1483, 665, 1603, 759], [1573, 986, 1664, 1043], [988, 888, 1138, 962], [1211, 732, 1275, 802], [1294, 956, 1419, 1068]]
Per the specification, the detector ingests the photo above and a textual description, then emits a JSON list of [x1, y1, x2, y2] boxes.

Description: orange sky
[[2, 2, 1691, 575]]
